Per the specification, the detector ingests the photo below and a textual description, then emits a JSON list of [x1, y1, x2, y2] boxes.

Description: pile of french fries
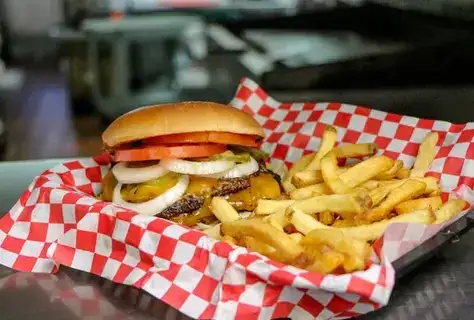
[[202, 126, 468, 275]]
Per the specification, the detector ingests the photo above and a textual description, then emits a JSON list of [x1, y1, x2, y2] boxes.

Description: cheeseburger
[[100, 101, 282, 227]]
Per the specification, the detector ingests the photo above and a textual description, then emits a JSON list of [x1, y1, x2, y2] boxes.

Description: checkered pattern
[[47, 208, 394, 319], [0, 78, 472, 319], [231, 78, 474, 194], [377, 185, 474, 263], [0, 154, 111, 273]]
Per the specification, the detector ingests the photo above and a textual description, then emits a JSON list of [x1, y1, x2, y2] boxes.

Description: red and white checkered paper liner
[[0, 78, 473, 319]]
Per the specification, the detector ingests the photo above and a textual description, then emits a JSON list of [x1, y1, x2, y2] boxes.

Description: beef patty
[[158, 176, 250, 219]]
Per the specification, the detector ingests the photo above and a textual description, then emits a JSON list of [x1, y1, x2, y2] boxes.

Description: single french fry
[[332, 219, 357, 228], [374, 177, 440, 200], [255, 199, 295, 215], [359, 180, 380, 191], [395, 196, 443, 215], [342, 209, 435, 241], [288, 209, 329, 235], [203, 223, 222, 239], [290, 183, 332, 200], [290, 152, 316, 174], [263, 208, 290, 231], [434, 199, 467, 224], [358, 180, 427, 223], [396, 167, 411, 179], [289, 233, 304, 244], [339, 156, 395, 188], [282, 180, 296, 195], [305, 125, 338, 171], [293, 167, 350, 188], [211, 197, 240, 222], [241, 236, 277, 259], [222, 235, 238, 246], [306, 251, 345, 274], [416, 177, 441, 195], [429, 185, 442, 197], [321, 150, 353, 194], [334, 143, 378, 159], [411, 132, 439, 178], [292, 170, 324, 188], [290, 194, 369, 218], [321, 152, 392, 195], [375, 160, 404, 180]]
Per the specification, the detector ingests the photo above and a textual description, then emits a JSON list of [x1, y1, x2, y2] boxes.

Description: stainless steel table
[[0, 159, 473, 320]]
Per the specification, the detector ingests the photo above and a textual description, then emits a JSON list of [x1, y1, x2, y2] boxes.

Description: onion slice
[[220, 157, 259, 178], [112, 162, 169, 184], [112, 175, 189, 216], [160, 159, 234, 175], [203, 157, 259, 179]]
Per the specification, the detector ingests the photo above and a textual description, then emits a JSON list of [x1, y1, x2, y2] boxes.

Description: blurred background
[[0, 0, 474, 162]]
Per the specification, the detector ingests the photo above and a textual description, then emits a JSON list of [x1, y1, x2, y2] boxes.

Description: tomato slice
[[114, 144, 227, 162], [144, 132, 260, 147]]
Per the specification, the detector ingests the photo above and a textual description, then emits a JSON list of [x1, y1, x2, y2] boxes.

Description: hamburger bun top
[[102, 101, 265, 147]]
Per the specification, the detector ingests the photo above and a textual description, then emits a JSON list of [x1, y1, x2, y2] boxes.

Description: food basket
[[0, 78, 472, 319]]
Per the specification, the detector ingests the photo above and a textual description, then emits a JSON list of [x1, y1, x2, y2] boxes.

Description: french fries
[[396, 167, 411, 179], [211, 197, 240, 222], [321, 150, 353, 194], [360, 180, 380, 190], [222, 235, 238, 246], [221, 218, 304, 263], [283, 152, 316, 193], [376, 160, 404, 180], [395, 196, 443, 215], [339, 156, 394, 188], [263, 208, 289, 231], [242, 236, 278, 260], [290, 183, 332, 200], [306, 251, 345, 274], [255, 199, 295, 215], [356, 179, 427, 223], [301, 229, 370, 272], [288, 209, 328, 235], [342, 209, 435, 241], [332, 219, 357, 228], [292, 170, 324, 188], [411, 132, 439, 178], [305, 125, 338, 171], [291, 126, 339, 188], [203, 223, 222, 239], [292, 167, 351, 188], [203, 127, 468, 276], [289, 233, 304, 244], [434, 199, 466, 224], [290, 194, 370, 219], [334, 143, 378, 159], [319, 211, 336, 225]]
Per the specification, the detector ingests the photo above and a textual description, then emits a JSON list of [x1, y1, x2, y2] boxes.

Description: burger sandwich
[[100, 101, 283, 227]]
